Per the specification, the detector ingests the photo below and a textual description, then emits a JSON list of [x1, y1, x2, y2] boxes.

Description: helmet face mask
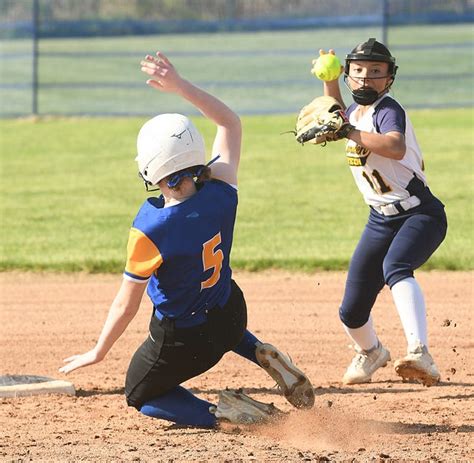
[[344, 38, 398, 106], [135, 113, 206, 189]]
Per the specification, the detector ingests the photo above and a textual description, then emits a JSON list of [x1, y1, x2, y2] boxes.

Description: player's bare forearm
[[323, 81, 345, 109], [91, 279, 146, 358], [177, 80, 242, 179], [59, 280, 146, 374], [59, 303, 138, 374], [347, 130, 406, 159], [92, 300, 140, 359], [175, 79, 241, 133]]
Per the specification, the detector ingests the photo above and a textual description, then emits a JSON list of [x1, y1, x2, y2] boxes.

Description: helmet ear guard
[[165, 154, 220, 189]]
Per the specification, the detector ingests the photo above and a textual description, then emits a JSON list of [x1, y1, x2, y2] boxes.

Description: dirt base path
[[1, 271, 473, 461]]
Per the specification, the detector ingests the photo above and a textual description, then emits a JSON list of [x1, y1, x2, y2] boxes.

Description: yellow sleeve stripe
[[125, 227, 163, 278]]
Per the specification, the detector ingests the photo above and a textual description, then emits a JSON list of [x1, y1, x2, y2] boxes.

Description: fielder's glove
[[295, 96, 354, 145]]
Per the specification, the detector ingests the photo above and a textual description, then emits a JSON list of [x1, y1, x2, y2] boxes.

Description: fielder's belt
[[372, 196, 421, 216]]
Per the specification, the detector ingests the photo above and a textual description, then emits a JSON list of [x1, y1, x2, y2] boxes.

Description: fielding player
[[59, 51, 314, 427], [320, 39, 447, 386]]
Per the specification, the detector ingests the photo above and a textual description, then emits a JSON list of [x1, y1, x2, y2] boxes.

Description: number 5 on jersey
[[201, 232, 223, 290]]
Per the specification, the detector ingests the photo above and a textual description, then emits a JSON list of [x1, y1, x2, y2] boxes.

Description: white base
[[0, 378, 75, 398]]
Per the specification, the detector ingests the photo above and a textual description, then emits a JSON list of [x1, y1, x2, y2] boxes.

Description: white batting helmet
[[136, 113, 205, 187]]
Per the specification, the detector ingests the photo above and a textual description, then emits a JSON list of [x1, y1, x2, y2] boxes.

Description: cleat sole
[[256, 343, 315, 409]]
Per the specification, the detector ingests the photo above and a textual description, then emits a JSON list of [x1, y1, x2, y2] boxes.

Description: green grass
[[1, 108, 473, 272]]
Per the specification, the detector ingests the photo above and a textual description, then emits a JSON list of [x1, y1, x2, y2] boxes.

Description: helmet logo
[[171, 128, 194, 144]]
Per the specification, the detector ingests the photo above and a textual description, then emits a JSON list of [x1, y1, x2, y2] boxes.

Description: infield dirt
[[1, 271, 473, 462]]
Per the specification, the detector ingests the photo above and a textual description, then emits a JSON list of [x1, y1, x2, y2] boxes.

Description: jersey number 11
[[362, 169, 392, 194]]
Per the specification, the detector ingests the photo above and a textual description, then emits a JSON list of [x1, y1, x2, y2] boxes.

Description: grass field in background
[[1, 24, 473, 115], [1, 108, 472, 272]]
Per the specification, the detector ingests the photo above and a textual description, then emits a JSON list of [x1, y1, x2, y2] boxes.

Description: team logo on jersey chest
[[346, 143, 371, 166]]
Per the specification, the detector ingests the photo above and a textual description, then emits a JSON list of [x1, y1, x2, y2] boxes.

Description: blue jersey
[[123, 180, 237, 323]]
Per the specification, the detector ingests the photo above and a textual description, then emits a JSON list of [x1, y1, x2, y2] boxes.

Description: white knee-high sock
[[343, 316, 378, 351], [391, 277, 428, 347]]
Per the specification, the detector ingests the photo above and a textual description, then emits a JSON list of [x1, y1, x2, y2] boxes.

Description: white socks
[[391, 277, 428, 347], [343, 277, 428, 352], [343, 316, 378, 351]]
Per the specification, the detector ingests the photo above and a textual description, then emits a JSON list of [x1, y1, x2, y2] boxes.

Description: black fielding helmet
[[345, 38, 397, 76]]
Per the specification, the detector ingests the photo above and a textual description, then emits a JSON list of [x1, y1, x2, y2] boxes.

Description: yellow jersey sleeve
[[123, 227, 163, 283]]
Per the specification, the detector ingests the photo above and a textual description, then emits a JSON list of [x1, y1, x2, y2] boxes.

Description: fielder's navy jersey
[[345, 94, 427, 207], [124, 180, 237, 321]]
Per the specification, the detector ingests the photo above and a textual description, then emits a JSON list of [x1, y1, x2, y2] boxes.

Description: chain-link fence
[[1, 0, 473, 116]]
